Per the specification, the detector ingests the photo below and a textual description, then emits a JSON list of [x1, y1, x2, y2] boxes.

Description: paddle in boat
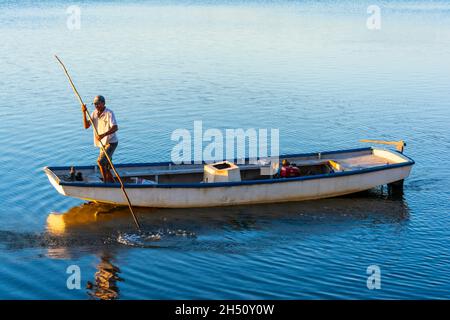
[[44, 140, 414, 208]]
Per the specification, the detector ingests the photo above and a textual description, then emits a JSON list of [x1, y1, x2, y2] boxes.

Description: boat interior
[[48, 148, 412, 185]]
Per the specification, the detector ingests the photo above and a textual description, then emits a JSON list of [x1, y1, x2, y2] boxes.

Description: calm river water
[[0, 0, 449, 299]]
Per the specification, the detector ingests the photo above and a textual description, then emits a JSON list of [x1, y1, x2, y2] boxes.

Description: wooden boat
[[44, 145, 414, 208]]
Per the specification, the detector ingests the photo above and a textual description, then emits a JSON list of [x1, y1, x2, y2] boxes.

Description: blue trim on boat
[[46, 147, 415, 189], [47, 147, 375, 171]]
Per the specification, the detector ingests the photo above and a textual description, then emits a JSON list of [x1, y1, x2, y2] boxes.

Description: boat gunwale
[[44, 147, 415, 189]]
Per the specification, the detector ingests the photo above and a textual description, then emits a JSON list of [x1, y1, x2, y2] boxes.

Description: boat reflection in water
[[46, 205, 128, 300], [45, 189, 410, 299], [46, 203, 144, 236], [46, 189, 410, 237]]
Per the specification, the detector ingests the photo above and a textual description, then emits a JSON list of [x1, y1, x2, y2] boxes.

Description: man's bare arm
[[97, 125, 118, 141], [81, 104, 91, 129], [104, 125, 118, 137]]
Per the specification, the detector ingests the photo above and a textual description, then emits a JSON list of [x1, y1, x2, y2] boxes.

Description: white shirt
[[90, 108, 118, 147]]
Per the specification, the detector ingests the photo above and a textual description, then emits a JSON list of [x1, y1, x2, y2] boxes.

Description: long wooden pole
[[54, 55, 141, 231], [360, 139, 405, 153]]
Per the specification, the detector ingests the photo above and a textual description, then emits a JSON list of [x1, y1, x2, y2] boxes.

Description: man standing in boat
[[81, 95, 118, 183]]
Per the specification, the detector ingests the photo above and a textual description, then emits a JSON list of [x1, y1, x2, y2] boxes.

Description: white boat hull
[[44, 147, 414, 208]]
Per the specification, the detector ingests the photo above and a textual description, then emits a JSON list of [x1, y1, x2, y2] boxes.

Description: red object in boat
[[280, 165, 300, 178]]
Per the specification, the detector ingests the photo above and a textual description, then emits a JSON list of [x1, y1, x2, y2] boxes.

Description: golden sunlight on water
[[46, 211, 106, 236], [46, 204, 127, 235]]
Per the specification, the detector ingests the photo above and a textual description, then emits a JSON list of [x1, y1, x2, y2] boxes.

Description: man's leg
[[97, 143, 118, 183], [97, 153, 111, 182], [97, 162, 114, 183], [104, 166, 114, 182]]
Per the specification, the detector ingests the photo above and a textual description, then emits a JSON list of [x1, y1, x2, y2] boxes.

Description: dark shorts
[[97, 142, 118, 169]]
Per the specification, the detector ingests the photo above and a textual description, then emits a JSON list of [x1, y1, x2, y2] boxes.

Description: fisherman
[[81, 95, 118, 183]]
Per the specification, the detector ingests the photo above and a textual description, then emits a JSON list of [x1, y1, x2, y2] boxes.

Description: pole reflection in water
[[87, 253, 123, 300]]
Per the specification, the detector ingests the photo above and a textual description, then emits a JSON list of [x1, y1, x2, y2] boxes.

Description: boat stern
[[371, 147, 414, 166], [371, 147, 415, 189]]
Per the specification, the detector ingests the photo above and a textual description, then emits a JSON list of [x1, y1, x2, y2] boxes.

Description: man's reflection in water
[[87, 254, 123, 300]]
